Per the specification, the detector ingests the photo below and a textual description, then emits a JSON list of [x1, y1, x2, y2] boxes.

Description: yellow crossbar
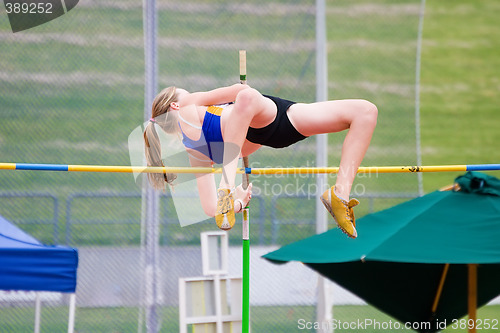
[[2, 162, 500, 174]]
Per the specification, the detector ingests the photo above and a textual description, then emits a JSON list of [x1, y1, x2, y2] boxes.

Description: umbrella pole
[[428, 263, 450, 332], [468, 264, 478, 333], [431, 263, 450, 315]]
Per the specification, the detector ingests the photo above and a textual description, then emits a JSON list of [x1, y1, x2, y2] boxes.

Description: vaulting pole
[[239, 49, 251, 333]]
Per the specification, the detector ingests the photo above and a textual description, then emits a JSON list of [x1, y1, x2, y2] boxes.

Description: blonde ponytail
[[143, 86, 179, 190]]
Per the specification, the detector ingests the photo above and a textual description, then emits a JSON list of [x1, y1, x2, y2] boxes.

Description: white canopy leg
[[67, 293, 76, 333]]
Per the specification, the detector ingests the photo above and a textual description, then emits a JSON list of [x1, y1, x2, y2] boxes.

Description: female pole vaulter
[[143, 84, 377, 238]]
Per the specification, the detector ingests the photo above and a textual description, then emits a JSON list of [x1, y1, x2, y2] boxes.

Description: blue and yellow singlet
[[179, 105, 225, 164]]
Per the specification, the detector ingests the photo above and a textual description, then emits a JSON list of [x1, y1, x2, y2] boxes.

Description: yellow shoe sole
[[215, 189, 235, 230], [320, 188, 357, 239]]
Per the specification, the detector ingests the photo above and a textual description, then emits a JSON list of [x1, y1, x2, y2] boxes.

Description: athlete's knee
[[235, 88, 261, 113], [359, 100, 378, 126]]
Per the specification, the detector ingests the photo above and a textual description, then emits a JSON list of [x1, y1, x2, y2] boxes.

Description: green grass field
[[0, 0, 498, 206], [1, 304, 499, 332], [1, 0, 498, 245], [420, 0, 500, 190]]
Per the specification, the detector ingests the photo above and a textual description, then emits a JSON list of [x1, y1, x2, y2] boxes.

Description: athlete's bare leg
[[288, 99, 378, 200], [214, 88, 275, 230], [219, 88, 275, 189]]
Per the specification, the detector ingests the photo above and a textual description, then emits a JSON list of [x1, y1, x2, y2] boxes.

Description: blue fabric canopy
[[0, 215, 78, 293]]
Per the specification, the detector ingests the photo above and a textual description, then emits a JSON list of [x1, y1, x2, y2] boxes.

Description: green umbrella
[[264, 172, 500, 333]]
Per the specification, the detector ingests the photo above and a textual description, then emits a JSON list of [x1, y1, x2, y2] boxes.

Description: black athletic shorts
[[245, 95, 308, 148]]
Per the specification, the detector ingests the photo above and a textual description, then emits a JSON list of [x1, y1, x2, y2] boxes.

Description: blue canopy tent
[[0, 215, 78, 332]]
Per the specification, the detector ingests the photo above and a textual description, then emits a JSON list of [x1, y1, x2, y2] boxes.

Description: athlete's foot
[[320, 186, 360, 238], [215, 188, 235, 230]]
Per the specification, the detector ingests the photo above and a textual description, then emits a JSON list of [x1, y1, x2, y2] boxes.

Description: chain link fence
[[0, 0, 422, 331]]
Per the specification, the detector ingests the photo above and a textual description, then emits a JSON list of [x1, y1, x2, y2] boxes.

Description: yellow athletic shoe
[[215, 188, 235, 230], [320, 186, 360, 238]]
